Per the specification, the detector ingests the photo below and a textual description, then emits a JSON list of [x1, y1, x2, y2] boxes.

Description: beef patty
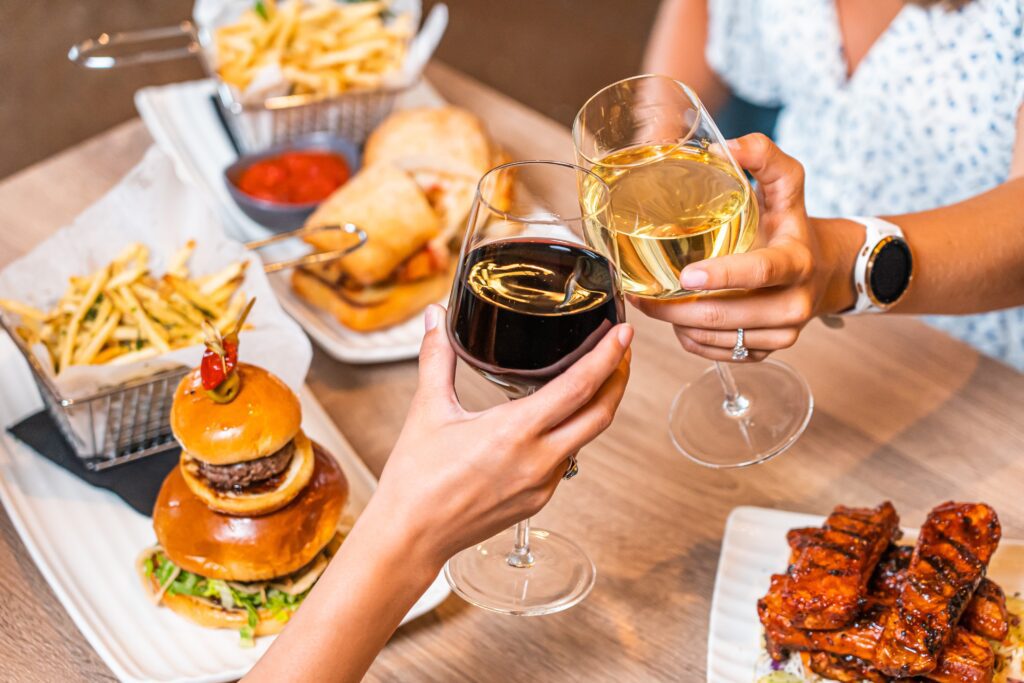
[[197, 440, 295, 490]]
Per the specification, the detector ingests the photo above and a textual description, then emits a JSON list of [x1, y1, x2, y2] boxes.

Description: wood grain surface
[[0, 63, 1022, 682]]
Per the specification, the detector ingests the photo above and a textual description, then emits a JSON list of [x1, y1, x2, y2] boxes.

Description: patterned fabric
[[706, 0, 1024, 369]]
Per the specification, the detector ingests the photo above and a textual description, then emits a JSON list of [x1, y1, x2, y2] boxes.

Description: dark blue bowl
[[223, 133, 361, 233]]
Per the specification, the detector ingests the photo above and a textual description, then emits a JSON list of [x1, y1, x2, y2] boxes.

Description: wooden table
[[2, 63, 1023, 682]]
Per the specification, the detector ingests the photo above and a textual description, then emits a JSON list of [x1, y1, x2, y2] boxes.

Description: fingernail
[[725, 138, 741, 152], [424, 305, 439, 332], [680, 267, 708, 289], [617, 323, 634, 347]]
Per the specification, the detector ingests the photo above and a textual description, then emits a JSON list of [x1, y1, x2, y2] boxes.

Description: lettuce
[[151, 552, 311, 643]]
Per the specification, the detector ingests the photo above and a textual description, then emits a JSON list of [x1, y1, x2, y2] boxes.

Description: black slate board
[[7, 410, 178, 516]]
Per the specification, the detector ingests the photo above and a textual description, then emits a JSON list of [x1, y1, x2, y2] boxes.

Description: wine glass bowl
[[574, 76, 758, 300], [444, 160, 622, 615]]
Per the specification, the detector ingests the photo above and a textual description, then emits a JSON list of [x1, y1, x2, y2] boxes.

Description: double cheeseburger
[[138, 304, 348, 641], [291, 106, 513, 332]]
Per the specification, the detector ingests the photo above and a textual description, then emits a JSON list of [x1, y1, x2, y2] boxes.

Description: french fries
[[213, 0, 413, 97], [0, 242, 249, 374]]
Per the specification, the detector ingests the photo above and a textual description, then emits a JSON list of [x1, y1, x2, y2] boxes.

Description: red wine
[[449, 238, 624, 396]]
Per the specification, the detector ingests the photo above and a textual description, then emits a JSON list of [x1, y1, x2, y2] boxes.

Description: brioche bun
[[153, 442, 347, 582], [179, 431, 316, 517], [170, 363, 301, 465]]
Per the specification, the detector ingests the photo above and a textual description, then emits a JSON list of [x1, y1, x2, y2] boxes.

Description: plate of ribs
[[707, 503, 1024, 683]]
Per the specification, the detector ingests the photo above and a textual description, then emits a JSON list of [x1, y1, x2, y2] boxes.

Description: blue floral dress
[[706, 0, 1024, 369]]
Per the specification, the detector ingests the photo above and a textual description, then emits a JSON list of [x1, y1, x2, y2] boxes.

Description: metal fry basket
[[1, 223, 366, 471], [0, 316, 189, 471], [223, 84, 408, 151], [67, 0, 445, 150]]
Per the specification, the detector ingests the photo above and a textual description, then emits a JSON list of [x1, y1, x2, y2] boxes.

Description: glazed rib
[[759, 576, 996, 683], [778, 502, 901, 629], [760, 574, 882, 662], [961, 578, 1010, 641], [874, 502, 1001, 677], [788, 532, 1011, 641]]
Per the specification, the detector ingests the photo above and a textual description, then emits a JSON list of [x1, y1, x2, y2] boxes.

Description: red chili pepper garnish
[[200, 298, 255, 397], [201, 338, 238, 390]]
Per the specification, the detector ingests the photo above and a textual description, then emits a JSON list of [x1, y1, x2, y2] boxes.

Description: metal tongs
[[246, 223, 367, 274]]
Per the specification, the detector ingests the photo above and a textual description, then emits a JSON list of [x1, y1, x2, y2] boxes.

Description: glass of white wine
[[573, 74, 813, 468]]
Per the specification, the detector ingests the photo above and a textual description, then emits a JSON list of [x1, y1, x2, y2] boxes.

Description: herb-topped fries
[[213, 0, 413, 97], [0, 241, 249, 374]]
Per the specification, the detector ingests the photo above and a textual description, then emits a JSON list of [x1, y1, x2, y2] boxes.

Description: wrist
[[812, 217, 861, 315], [359, 483, 448, 580]]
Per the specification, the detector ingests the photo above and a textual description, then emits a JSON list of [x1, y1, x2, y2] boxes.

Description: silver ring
[[563, 454, 579, 480], [731, 328, 749, 361]]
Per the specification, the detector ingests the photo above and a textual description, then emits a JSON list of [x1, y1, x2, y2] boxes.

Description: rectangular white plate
[[134, 79, 447, 364], [708, 505, 1024, 683], [0, 333, 449, 683]]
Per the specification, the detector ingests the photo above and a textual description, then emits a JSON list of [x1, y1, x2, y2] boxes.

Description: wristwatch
[[843, 216, 913, 315]]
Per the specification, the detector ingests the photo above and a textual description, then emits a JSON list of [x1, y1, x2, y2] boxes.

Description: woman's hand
[[372, 304, 633, 568], [631, 134, 859, 361], [245, 306, 632, 683]]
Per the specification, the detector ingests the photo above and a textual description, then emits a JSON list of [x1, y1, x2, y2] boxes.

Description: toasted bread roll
[[304, 162, 441, 285], [291, 263, 453, 332]]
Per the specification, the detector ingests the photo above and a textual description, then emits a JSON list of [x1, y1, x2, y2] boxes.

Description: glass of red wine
[[444, 160, 623, 616]]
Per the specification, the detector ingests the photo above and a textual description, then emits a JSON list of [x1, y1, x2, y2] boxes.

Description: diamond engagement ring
[[563, 454, 579, 480], [731, 328, 749, 361]]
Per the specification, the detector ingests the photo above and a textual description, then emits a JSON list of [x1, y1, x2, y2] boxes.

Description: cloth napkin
[[7, 410, 178, 516]]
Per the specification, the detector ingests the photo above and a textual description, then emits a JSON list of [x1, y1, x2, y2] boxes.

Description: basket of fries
[[69, 0, 447, 150], [0, 149, 319, 470]]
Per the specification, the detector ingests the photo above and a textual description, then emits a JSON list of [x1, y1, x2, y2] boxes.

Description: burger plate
[[0, 333, 450, 683]]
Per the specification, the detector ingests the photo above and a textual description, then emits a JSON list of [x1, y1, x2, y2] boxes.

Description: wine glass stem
[[507, 518, 535, 568], [714, 362, 750, 417]]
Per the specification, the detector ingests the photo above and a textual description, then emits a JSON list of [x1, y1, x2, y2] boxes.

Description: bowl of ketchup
[[224, 133, 360, 232]]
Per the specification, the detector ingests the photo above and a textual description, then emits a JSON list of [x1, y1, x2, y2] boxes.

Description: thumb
[[415, 304, 458, 407], [726, 133, 806, 214]]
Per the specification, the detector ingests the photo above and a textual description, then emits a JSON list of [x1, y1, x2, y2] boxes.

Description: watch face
[[869, 238, 912, 305]]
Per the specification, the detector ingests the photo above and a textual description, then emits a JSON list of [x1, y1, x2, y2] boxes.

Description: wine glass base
[[669, 359, 813, 468], [444, 527, 596, 616]]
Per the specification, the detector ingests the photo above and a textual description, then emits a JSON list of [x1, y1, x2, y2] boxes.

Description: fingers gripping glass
[[444, 161, 624, 615], [573, 75, 812, 468]]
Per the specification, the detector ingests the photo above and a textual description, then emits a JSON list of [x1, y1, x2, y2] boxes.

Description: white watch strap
[[846, 216, 906, 315]]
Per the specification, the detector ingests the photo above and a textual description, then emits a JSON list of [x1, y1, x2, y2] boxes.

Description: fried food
[[779, 502, 900, 630], [213, 0, 413, 97], [760, 582, 995, 683], [291, 107, 511, 332], [763, 501, 1006, 683], [0, 242, 247, 374], [874, 502, 1001, 677]]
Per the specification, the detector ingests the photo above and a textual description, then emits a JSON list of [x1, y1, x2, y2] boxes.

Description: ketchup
[[236, 150, 350, 204]]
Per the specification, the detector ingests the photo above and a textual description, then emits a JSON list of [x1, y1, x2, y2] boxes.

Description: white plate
[[0, 333, 449, 683], [134, 78, 447, 364], [707, 505, 1024, 683]]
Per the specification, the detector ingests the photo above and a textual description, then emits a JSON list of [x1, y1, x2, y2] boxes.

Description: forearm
[[643, 0, 729, 112], [816, 178, 1024, 315], [244, 492, 442, 683]]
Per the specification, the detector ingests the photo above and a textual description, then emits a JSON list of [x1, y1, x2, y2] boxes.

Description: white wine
[[582, 143, 758, 299]]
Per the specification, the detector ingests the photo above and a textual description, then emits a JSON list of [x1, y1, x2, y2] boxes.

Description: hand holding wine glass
[[376, 304, 632, 567], [574, 76, 813, 468], [631, 133, 858, 360]]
